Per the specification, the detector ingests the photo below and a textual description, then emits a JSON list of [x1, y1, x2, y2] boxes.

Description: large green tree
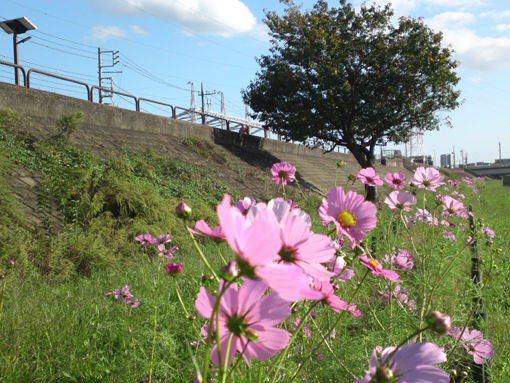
[[243, 0, 461, 200]]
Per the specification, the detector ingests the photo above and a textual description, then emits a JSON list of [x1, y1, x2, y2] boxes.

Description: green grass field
[[1, 108, 509, 382]]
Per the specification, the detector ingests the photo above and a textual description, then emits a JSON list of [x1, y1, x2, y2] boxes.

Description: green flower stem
[[281, 181, 286, 199], [294, 177, 310, 204], [268, 300, 320, 381], [287, 268, 371, 383], [147, 304, 158, 383], [0, 277, 7, 319], [221, 333, 235, 383], [225, 341, 250, 382], [447, 249, 494, 359], [363, 296, 390, 337], [202, 281, 231, 382], [173, 278, 202, 339], [309, 316, 356, 379], [217, 244, 228, 265], [185, 222, 218, 281]]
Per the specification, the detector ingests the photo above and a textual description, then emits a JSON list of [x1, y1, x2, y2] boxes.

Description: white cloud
[[131, 24, 148, 34], [426, 12, 476, 31], [87, 26, 127, 41], [84, 0, 259, 38], [440, 28, 510, 71], [494, 24, 510, 31], [480, 10, 510, 19]]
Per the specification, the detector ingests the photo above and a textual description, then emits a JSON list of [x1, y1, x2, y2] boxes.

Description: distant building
[[441, 153, 455, 169], [382, 149, 402, 158], [409, 155, 434, 166], [495, 158, 510, 165]]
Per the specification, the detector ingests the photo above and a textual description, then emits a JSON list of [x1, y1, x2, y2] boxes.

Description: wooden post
[[468, 204, 488, 383]]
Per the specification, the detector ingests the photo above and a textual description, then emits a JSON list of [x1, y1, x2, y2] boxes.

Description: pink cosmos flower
[[247, 200, 334, 281], [384, 191, 417, 212], [135, 233, 153, 246], [382, 251, 414, 270], [217, 194, 323, 302], [448, 327, 494, 364], [318, 187, 377, 248], [271, 162, 296, 185], [150, 234, 173, 246], [410, 167, 445, 192], [359, 255, 402, 282], [189, 220, 226, 242], [353, 341, 449, 383], [348, 304, 363, 318], [235, 196, 256, 213], [443, 230, 457, 242], [415, 208, 438, 225], [481, 226, 495, 238], [328, 255, 355, 282], [378, 285, 415, 310], [291, 317, 311, 338], [248, 198, 311, 228], [384, 172, 406, 190], [357, 167, 384, 187], [313, 277, 350, 314], [157, 244, 178, 259], [195, 279, 291, 367], [164, 262, 183, 275], [442, 196, 467, 218], [104, 285, 140, 308]]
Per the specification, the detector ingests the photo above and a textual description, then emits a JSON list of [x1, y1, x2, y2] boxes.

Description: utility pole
[[98, 47, 121, 104], [221, 92, 226, 130], [499, 142, 502, 161], [198, 83, 217, 125], [98, 47, 103, 104]]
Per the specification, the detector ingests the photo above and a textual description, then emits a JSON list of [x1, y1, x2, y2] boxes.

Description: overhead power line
[[4, 0, 257, 70], [28, 41, 97, 60], [27, 33, 97, 54]]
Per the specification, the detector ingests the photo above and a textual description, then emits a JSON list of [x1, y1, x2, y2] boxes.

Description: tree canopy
[[243, 0, 461, 174]]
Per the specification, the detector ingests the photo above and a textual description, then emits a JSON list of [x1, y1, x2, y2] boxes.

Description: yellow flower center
[[369, 259, 379, 268], [338, 211, 356, 227]]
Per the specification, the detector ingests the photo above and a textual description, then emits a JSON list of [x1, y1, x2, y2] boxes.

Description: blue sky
[[1, 0, 510, 165]]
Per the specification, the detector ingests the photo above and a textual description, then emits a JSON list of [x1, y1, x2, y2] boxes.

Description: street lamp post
[[0, 17, 37, 85]]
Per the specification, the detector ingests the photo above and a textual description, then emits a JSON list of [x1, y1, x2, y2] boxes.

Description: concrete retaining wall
[[0, 82, 404, 168]]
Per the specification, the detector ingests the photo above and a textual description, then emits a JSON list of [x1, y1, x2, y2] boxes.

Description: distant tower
[[406, 127, 424, 158], [245, 104, 250, 120], [189, 82, 197, 124], [220, 92, 226, 129]]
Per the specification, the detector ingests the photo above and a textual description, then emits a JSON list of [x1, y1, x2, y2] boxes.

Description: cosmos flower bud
[[175, 201, 192, 219], [219, 261, 239, 281], [164, 263, 183, 276], [244, 328, 259, 342], [202, 274, 214, 283], [0, 275, 4, 279], [7, 260, 14, 268], [336, 161, 346, 168], [374, 366, 394, 382], [189, 315, 196, 321], [426, 311, 452, 335]]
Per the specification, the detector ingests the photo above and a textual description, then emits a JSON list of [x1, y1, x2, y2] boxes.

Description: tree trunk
[[346, 143, 378, 202]]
